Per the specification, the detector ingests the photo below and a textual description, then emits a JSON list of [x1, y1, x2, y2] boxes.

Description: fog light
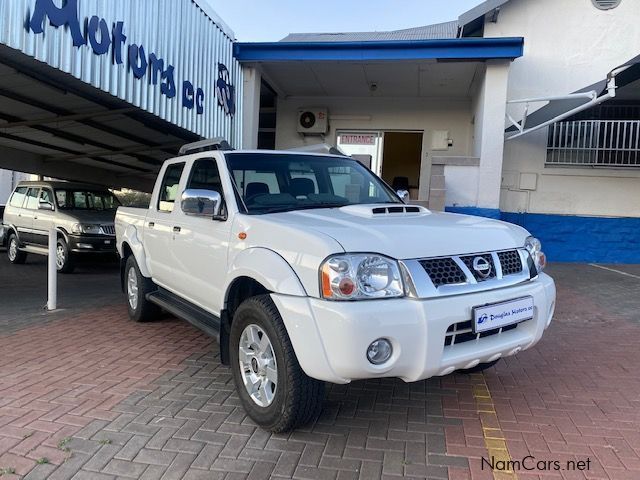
[[366, 338, 392, 365], [77, 243, 94, 249]]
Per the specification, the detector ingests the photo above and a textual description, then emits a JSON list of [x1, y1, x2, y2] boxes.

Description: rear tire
[[7, 233, 27, 264], [125, 255, 160, 322], [229, 294, 325, 433], [55, 237, 75, 273], [462, 359, 501, 373]]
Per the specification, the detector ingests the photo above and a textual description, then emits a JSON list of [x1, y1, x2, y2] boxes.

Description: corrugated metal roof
[[191, 0, 236, 40], [280, 21, 459, 43], [0, 0, 243, 147], [458, 0, 511, 27]]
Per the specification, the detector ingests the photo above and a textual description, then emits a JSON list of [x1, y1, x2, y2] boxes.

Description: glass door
[[336, 131, 384, 176]]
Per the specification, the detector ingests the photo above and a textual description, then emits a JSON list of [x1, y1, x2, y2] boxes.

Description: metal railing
[[546, 120, 640, 167]]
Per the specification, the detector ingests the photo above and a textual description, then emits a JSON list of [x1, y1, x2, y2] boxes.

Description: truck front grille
[[417, 249, 525, 289], [419, 258, 466, 287], [444, 320, 520, 347], [460, 253, 496, 281], [100, 225, 116, 235], [497, 250, 523, 276]]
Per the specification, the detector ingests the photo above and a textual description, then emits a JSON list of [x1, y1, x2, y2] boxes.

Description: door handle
[[173, 226, 181, 233], [148, 222, 155, 228]]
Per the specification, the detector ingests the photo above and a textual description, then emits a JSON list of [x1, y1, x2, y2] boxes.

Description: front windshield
[[55, 189, 121, 211], [225, 153, 402, 214]]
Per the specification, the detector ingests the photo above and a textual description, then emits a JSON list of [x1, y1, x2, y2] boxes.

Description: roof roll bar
[[179, 137, 233, 155], [287, 143, 348, 156], [505, 64, 632, 140]]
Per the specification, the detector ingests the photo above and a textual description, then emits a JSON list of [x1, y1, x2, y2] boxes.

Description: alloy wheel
[[127, 267, 138, 310], [55, 244, 66, 270], [238, 324, 278, 407], [8, 238, 17, 262]]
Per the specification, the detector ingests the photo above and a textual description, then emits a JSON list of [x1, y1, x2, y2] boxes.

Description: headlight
[[525, 236, 546, 274], [320, 254, 404, 300], [72, 223, 102, 234]]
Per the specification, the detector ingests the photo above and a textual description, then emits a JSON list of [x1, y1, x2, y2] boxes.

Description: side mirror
[[396, 190, 409, 204], [181, 189, 223, 219], [38, 201, 54, 211]]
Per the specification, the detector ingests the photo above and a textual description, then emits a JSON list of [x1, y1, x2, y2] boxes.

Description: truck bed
[[115, 206, 148, 249]]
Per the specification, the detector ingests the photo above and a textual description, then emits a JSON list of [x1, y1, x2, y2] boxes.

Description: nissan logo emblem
[[472, 257, 492, 278]]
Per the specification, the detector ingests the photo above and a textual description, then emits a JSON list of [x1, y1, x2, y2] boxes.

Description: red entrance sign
[[339, 134, 376, 145]]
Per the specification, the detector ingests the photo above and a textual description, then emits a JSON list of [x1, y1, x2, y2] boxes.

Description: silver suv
[[3, 181, 119, 273]]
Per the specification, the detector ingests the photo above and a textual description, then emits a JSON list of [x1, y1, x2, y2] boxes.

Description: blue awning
[[234, 37, 524, 63]]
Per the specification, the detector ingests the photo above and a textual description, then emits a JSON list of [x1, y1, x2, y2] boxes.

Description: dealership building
[[1, 0, 639, 262]]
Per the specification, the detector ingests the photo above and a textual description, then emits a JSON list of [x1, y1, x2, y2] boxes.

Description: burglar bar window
[[546, 106, 640, 167]]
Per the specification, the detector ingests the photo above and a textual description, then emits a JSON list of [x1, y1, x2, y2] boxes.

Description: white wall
[[484, 0, 640, 217], [0, 169, 30, 205], [445, 165, 480, 207], [275, 96, 474, 200]]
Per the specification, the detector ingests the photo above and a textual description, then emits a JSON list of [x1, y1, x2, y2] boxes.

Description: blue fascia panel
[[445, 207, 640, 264], [233, 37, 524, 62]]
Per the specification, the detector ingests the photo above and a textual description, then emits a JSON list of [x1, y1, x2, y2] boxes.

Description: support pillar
[[241, 66, 261, 150], [474, 60, 511, 211]]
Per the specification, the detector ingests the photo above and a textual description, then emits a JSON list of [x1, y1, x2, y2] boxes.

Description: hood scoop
[[339, 204, 430, 218]]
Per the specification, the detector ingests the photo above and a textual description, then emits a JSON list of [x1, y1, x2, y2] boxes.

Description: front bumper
[[272, 273, 556, 384], [67, 234, 117, 253]]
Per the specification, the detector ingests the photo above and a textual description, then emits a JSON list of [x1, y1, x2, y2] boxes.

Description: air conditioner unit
[[297, 108, 328, 135]]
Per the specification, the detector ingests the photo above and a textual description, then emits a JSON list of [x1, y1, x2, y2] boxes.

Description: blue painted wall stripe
[[445, 207, 502, 219], [445, 207, 640, 264], [234, 37, 524, 62]]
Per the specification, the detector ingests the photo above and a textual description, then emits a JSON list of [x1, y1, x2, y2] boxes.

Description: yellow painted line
[[470, 373, 518, 480]]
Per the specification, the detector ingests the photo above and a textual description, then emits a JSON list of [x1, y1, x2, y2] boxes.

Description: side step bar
[[146, 288, 221, 341], [21, 245, 49, 256]]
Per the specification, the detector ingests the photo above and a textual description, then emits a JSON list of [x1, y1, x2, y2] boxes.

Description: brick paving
[[1, 256, 640, 479], [0, 254, 120, 334]]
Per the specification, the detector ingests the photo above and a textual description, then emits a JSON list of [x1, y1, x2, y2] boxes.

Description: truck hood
[[58, 210, 116, 224], [267, 205, 529, 259]]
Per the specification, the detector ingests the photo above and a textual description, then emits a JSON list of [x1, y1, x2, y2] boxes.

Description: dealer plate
[[473, 296, 534, 333]]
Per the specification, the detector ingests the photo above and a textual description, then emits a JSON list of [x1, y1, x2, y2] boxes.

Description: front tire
[[229, 295, 325, 433], [125, 255, 160, 322], [55, 237, 75, 273], [7, 233, 27, 264]]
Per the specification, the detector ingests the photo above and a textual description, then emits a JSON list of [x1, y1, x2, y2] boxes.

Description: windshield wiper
[[260, 203, 348, 214]]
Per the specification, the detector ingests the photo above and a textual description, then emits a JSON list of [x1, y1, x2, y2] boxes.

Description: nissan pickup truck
[[115, 140, 556, 433]]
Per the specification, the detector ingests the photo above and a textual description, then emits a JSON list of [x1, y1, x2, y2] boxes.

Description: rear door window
[[158, 163, 185, 212], [39, 189, 54, 206], [9, 187, 28, 208], [24, 188, 40, 210]]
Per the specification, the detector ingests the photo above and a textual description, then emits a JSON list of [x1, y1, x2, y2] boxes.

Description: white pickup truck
[[115, 140, 556, 432]]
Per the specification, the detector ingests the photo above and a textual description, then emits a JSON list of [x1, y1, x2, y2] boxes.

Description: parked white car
[[115, 140, 556, 432]]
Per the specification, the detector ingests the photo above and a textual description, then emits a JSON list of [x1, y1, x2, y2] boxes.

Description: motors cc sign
[[27, 0, 235, 117]]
